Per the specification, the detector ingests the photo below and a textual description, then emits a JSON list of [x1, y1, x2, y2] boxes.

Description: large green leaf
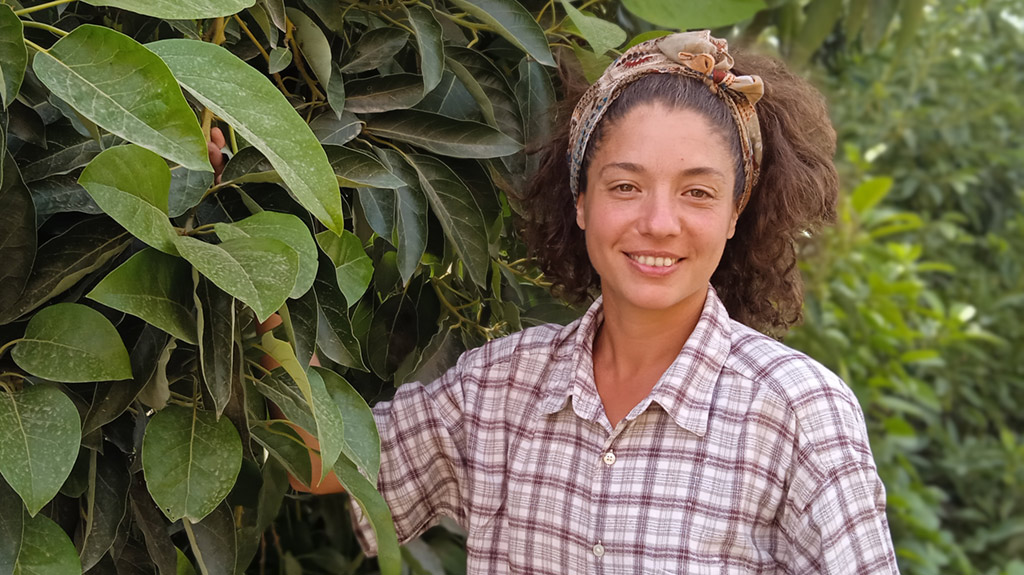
[[175, 235, 298, 323], [515, 58, 555, 148], [345, 74, 424, 114], [340, 28, 410, 74], [249, 421, 312, 488], [19, 132, 119, 184], [316, 367, 380, 483], [0, 219, 130, 324], [33, 26, 209, 171], [280, 289, 318, 371], [332, 453, 400, 575], [11, 303, 132, 383], [449, 0, 555, 66], [83, 0, 255, 18], [621, 0, 766, 29], [311, 111, 363, 145], [215, 211, 317, 299], [405, 6, 444, 95], [559, 0, 626, 55], [129, 482, 178, 575], [168, 163, 214, 218], [447, 47, 523, 143], [258, 334, 343, 484], [314, 274, 366, 370], [0, 479, 23, 575], [287, 8, 333, 92], [193, 274, 235, 418], [0, 155, 35, 316], [0, 5, 26, 110], [142, 405, 243, 522], [324, 145, 404, 189], [408, 154, 490, 287], [0, 384, 81, 517], [82, 324, 168, 436], [316, 229, 373, 306], [376, 149, 427, 284], [149, 39, 345, 234], [365, 110, 521, 158], [88, 249, 198, 344], [12, 511, 81, 574], [79, 145, 179, 255], [78, 450, 130, 572]]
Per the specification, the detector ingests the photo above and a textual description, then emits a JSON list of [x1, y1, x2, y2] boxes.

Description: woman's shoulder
[[722, 320, 871, 462], [454, 318, 583, 379]]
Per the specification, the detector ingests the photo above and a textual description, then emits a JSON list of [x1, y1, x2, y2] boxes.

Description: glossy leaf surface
[[12, 303, 132, 383]]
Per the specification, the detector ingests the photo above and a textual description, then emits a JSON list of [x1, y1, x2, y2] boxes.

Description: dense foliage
[[0, 0, 1019, 574]]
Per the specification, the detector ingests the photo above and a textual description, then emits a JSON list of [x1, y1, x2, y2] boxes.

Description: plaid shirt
[[353, 287, 899, 574]]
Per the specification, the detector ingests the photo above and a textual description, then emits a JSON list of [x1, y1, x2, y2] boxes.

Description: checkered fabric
[[352, 286, 900, 574]]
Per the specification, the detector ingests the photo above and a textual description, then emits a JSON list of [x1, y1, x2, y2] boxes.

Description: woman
[[289, 31, 899, 574]]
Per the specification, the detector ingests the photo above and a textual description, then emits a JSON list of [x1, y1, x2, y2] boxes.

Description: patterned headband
[[567, 31, 765, 213]]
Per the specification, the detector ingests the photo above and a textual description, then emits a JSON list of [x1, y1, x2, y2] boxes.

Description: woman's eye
[[614, 183, 635, 192], [686, 188, 711, 198]]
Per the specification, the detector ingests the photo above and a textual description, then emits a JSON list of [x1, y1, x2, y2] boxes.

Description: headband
[[567, 31, 764, 213]]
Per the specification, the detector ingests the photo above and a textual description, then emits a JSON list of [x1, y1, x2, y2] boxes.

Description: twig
[[20, 20, 68, 37], [14, 0, 76, 16]]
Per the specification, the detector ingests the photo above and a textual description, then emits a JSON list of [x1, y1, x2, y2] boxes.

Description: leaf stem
[[22, 38, 47, 53], [0, 339, 21, 360], [228, 124, 238, 154], [20, 20, 68, 37], [14, 0, 76, 16]]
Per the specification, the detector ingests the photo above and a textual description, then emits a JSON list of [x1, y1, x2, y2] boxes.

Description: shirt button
[[602, 451, 616, 465], [593, 543, 605, 557]]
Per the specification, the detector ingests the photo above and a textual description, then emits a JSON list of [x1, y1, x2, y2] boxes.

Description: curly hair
[[516, 51, 838, 338]]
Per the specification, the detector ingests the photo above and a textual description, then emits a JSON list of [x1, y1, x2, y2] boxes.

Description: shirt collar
[[537, 286, 733, 437]]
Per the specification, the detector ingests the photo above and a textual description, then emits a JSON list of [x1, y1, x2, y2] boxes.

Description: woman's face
[[576, 103, 738, 319]]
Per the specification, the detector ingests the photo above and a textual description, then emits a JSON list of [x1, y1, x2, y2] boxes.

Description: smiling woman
[[341, 31, 900, 575]]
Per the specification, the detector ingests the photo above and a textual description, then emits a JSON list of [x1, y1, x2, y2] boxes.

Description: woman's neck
[[591, 293, 706, 425]]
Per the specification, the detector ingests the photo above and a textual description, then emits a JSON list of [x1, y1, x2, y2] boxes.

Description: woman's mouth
[[627, 253, 683, 268]]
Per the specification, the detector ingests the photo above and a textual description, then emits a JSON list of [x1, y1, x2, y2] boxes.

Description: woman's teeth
[[630, 254, 676, 267]]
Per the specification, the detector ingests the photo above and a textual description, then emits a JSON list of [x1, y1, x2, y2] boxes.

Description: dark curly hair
[[516, 51, 838, 338]]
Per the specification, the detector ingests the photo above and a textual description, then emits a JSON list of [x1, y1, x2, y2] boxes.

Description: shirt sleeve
[[349, 356, 470, 555], [775, 380, 901, 574]]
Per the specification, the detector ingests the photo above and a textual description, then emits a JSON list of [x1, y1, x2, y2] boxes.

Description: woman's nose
[[636, 190, 681, 237]]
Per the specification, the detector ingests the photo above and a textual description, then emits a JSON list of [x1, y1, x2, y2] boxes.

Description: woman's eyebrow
[[600, 162, 728, 181]]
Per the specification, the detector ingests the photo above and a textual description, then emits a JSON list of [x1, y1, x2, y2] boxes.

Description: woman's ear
[[575, 192, 586, 231], [727, 208, 738, 239]]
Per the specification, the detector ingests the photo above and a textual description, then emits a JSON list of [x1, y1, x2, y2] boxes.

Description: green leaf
[[176, 549, 197, 575], [375, 149, 427, 285], [268, 47, 292, 74], [78, 451, 130, 572], [365, 110, 521, 158], [311, 111, 363, 146], [559, 0, 626, 55], [314, 275, 366, 370], [0, 5, 26, 110], [405, 6, 444, 95], [259, 333, 343, 484], [0, 155, 35, 316], [175, 235, 298, 323], [0, 384, 81, 516], [79, 145, 179, 255], [194, 274, 235, 418], [408, 154, 490, 287], [280, 289, 318, 371], [621, 0, 766, 29], [0, 479, 23, 575], [447, 47, 523, 143], [250, 421, 312, 488], [515, 57, 555, 148], [216, 211, 318, 299], [341, 28, 410, 74], [315, 367, 380, 483], [345, 74, 425, 114], [149, 39, 345, 234], [83, 0, 255, 18], [129, 481, 178, 575], [357, 187, 396, 241], [168, 163, 214, 218], [332, 453, 401, 575], [0, 218, 131, 324], [287, 8, 333, 91], [82, 325, 168, 436], [12, 303, 132, 383], [449, 0, 555, 66], [87, 249, 198, 344], [571, 42, 612, 83], [325, 145, 405, 189], [184, 503, 239, 575], [316, 229, 373, 306], [142, 405, 243, 522], [33, 26, 209, 172], [852, 176, 894, 214], [13, 511, 82, 574]]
